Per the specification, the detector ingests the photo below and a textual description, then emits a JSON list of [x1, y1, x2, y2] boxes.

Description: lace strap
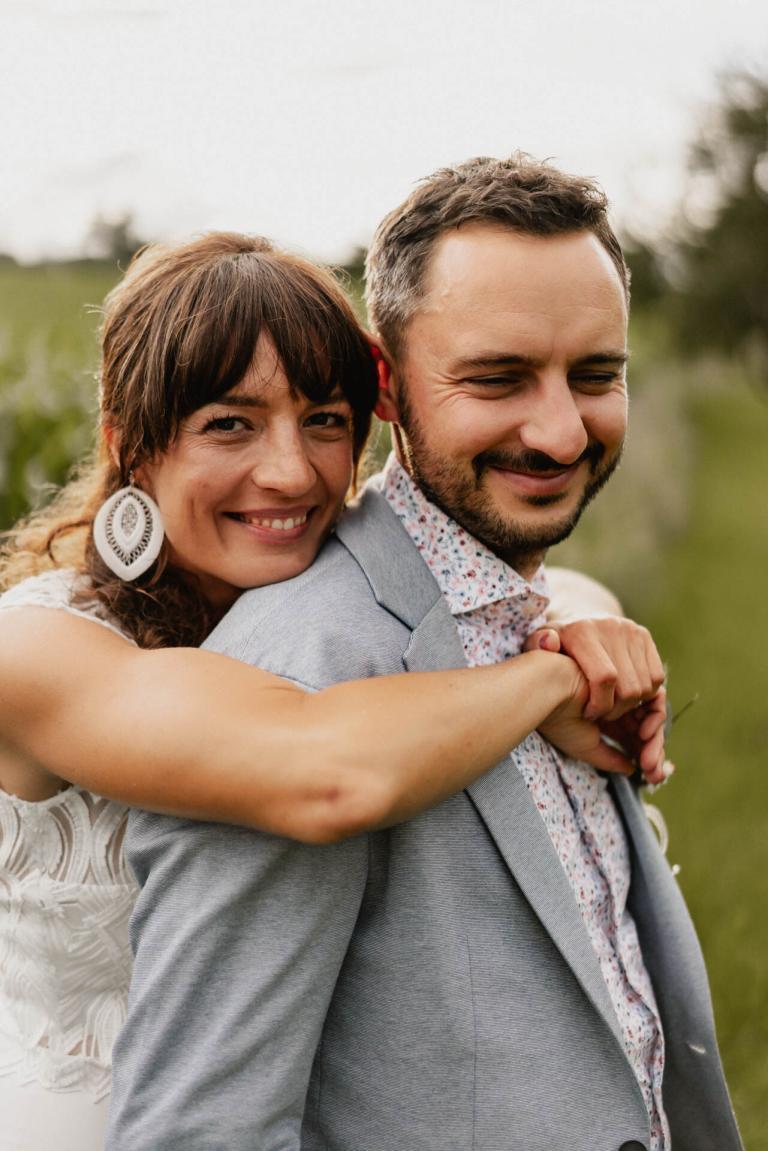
[[0, 570, 132, 643]]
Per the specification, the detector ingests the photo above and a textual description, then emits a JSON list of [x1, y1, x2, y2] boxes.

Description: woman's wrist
[[511, 649, 586, 714]]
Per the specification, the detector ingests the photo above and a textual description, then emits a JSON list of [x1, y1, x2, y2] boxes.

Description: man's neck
[[502, 551, 546, 582], [389, 448, 546, 583]]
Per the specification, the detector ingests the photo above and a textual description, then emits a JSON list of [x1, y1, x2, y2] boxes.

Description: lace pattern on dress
[[0, 568, 133, 644], [0, 571, 138, 1099]]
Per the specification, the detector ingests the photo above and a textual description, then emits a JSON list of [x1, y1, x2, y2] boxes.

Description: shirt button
[[618, 1143, 646, 1151]]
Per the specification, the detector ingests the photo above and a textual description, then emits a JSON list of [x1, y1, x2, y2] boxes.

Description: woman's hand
[[524, 616, 666, 721], [527, 617, 670, 784], [537, 668, 635, 775], [597, 689, 671, 786]]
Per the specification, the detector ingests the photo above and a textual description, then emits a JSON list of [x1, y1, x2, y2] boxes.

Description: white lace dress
[[0, 570, 138, 1151]]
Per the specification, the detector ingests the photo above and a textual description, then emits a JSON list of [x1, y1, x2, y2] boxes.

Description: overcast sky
[[2, 0, 766, 262]]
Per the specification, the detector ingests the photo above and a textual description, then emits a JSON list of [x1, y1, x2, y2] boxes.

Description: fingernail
[[662, 760, 675, 779]]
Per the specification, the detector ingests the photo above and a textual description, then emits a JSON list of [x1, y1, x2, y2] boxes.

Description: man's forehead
[[420, 224, 625, 305]]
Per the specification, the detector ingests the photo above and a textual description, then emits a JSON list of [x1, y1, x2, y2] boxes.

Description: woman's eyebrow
[[210, 386, 348, 409], [212, 393, 269, 408]]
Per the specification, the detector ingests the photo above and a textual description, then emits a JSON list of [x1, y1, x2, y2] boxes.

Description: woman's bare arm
[[0, 606, 601, 844]]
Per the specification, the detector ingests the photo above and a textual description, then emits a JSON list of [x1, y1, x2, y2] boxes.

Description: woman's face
[[138, 335, 355, 610]]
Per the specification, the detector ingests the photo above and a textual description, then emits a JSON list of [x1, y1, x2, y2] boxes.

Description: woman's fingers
[[538, 617, 665, 721]]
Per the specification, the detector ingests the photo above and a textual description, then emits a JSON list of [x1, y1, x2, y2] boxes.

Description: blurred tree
[[623, 237, 671, 312], [672, 71, 768, 357], [338, 246, 367, 321], [84, 212, 145, 267]]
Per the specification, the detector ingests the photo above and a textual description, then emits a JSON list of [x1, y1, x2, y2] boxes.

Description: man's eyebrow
[[570, 351, 629, 367], [448, 350, 629, 374], [448, 353, 541, 373]]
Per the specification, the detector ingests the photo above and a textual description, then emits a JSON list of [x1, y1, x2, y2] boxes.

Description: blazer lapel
[[610, 776, 721, 1041], [337, 485, 626, 1052], [466, 764, 626, 1051]]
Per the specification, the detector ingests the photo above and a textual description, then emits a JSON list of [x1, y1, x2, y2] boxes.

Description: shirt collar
[[381, 454, 550, 623]]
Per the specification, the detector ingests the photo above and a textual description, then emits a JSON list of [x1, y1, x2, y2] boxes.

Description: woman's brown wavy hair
[[0, 233, 378, 647]]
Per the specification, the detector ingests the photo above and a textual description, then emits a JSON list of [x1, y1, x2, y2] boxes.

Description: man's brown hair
[[365, 152, 629, 362]]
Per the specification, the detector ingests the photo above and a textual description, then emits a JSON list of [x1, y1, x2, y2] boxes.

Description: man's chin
[[499, 510, 586, 556], [480, 457, 621, 556]]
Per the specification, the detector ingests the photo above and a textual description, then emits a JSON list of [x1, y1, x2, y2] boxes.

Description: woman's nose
[[248, 428, 316, 495]]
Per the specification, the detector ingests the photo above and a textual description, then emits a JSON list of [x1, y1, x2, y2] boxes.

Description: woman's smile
[[139, 336, 354, 608], [224, 505, 315, 540]]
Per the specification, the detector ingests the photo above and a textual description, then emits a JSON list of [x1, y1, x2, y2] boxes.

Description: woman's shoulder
[[0, 568, 132, 642]]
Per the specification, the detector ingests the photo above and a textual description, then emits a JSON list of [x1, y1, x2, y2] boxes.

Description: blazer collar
[[335, 482, 445, 630]]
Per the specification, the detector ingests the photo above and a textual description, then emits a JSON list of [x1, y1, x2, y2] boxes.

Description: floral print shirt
[[382, 455, 669, 1150]]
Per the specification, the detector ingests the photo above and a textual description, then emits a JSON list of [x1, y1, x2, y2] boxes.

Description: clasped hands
[[525, 617, 670, 786]]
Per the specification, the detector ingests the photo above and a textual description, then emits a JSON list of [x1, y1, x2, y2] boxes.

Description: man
[[108, 156, 742, 1150]]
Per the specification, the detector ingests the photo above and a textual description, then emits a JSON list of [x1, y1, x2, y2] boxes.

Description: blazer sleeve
[[106, 807, 368, 1151]]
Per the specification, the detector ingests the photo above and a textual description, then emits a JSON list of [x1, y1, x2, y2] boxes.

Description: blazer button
[[618, 1143, 646, 1151]]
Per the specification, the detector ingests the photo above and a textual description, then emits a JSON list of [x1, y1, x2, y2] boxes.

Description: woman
[[0, 233, 666, 1150]]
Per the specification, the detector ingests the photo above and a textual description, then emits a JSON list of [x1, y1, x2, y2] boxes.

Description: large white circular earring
[[93, 482, 165, 581]]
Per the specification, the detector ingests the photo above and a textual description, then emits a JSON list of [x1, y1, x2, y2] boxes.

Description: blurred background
[[2, 0, 766, 1142]]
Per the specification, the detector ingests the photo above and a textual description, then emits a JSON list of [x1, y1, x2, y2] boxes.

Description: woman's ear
[[103, 424, 121, 470]]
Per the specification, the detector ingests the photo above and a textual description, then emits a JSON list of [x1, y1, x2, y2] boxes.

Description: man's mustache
[[474, 444, 605, 478]]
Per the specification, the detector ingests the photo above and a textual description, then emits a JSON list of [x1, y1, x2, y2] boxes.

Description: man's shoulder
[[203, 535, 411, 688]]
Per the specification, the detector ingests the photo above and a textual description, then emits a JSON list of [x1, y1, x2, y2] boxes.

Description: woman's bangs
[[160, 252, 376, 441], [172, 281, 266, 421], [264, 271, 373, 410]]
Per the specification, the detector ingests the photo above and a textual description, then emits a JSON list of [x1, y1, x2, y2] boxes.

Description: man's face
[[384, 225, 629, 576]]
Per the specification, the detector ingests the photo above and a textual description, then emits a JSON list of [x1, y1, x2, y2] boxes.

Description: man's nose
[[518, 379, 589, 465], [249, 427, 317, 495]]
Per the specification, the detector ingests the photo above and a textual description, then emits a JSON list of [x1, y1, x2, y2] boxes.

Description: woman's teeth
[[238, 513, 308, 530]]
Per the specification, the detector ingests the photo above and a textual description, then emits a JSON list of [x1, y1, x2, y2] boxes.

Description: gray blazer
[[108, 487, 742, 1151]]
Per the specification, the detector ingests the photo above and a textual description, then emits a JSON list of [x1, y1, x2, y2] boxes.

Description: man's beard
[[396, 397, 623, 568]]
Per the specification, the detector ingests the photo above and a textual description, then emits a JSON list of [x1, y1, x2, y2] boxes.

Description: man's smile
[[485, 460, 582, 499]]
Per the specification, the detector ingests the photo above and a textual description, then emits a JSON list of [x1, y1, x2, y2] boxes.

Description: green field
[[643, 382, 768, 1142], [554, 365, 768, 1148], [1, 263, 766, 1146]]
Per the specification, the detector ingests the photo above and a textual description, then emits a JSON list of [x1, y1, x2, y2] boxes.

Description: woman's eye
[[305, 410, 350, 430], [203, 415, 248, 433]]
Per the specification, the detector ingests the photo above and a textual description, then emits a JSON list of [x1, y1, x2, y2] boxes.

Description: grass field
[[642, 379, 768, 1146], [0, 262, 114, 526], [1, 262, 766, 1145]]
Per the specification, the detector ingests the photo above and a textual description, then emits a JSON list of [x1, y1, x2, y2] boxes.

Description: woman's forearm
[[294, 650, 582, 840], [55, 643, 582, 843], [0, 608, 581, 843]]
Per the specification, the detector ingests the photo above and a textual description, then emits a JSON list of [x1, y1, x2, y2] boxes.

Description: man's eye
[[571, 373, 619, 390], [466, 376, 523, 390]]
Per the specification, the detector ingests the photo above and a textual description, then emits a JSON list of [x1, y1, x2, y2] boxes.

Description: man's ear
[[369, 343, 400, 423]]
